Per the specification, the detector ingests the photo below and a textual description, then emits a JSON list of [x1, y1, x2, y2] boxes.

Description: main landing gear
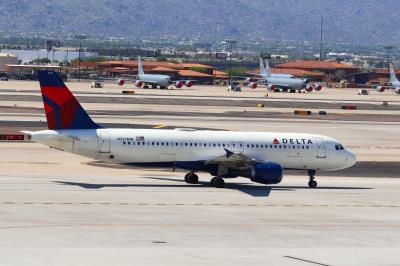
[[210, 177, 225, 188], [184, 172, 198, 184], [308, 169, 317, 188]]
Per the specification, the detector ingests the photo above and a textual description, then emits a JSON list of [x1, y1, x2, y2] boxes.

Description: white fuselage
[[139, 73, 171, 87], [264, 76, 305, 90], [29, 128, 356, 172]]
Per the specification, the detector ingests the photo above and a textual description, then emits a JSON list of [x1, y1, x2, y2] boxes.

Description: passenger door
[[98, 132, 111, 153], [315, 137, 326, 158]]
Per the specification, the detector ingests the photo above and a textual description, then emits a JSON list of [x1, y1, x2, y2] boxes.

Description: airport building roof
[[276, 60, 357, 70], [150, 66, 179, 73], [178, 69, 213, 78], [213, 70, 228, 79], [248, 68, 324, 78], [6, 64, 62, 69]]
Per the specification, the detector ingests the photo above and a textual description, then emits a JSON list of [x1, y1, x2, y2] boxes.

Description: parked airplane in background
[[246, 58, 322, 92], [376, 64, 400, 94], [116, 56, 193, 89], [25, 71, 356, 189]]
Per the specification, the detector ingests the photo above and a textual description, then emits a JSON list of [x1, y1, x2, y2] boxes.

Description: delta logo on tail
[[37, 71, 99, 130]]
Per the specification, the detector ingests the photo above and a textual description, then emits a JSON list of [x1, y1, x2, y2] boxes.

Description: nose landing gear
[[308, 170, 317, 188]]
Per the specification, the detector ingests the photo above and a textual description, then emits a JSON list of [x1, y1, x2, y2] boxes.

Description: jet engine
[[116, 79, 125, 86], [185, 81, 193, 87], [240, 162, 283, 185], [248, 82, 258, 89], [395, 88, 400, 94], [135, 81, 144, 88], [306, 85, 314, 92], [175, 81, 183, 88], [376, 86, 385, 92], [315, 85, 322, 91], [268, 84, 277, 91]]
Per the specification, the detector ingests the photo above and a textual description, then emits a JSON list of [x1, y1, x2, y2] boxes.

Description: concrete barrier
[[0, 134, 25, 142], [122, 90, 135, 94], [341, 105, 357, 110], [294, 110, 311, 115]]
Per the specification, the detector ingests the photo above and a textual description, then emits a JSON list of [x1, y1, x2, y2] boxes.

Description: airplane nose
[[345, 152, 357, 167]]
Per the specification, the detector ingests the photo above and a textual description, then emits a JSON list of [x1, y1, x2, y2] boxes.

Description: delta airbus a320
[[24, 71, 356, 188]]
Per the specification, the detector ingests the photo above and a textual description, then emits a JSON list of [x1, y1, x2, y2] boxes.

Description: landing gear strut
[[210, 177, 225, 188], [308, 170, 317, 188], [184, 172, 198, 184]]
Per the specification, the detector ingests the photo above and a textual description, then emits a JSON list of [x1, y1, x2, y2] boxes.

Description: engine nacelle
[[175, 81, 183, 88], [249, 82, 257, 89], [315, 85, 322, 91], [240, 162, 283, 185], [395, 88, 400, 94], [268, 84, 276, 91], [135, 81, 144, 88], [306, 86, 314, 92], [185, 81, 193, 87], [117, 79, 125, 86], [376, 86, 385, 92]]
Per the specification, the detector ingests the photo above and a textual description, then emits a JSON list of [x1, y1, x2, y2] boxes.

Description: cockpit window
[[335, 144, 344, 150]]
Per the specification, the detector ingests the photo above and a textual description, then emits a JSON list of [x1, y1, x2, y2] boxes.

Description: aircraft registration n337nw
[[24, 71, 356, 188]]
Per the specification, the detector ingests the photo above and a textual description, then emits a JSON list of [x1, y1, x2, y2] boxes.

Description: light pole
[[221, 40, 237, 86], [74, 34, 87, 81], [384, 45, 395, 73], [319, 16, 324, 61]]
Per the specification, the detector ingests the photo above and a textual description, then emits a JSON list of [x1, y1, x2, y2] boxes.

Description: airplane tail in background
[[137, 56, 144, 76], [264, 59, 273, 77], [259, 57, 271, 78], [37, 71, 100, 130], [389, 64, 398, 83]]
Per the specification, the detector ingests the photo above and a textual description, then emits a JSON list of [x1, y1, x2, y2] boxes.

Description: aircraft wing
[[205, 149, 263, 169]]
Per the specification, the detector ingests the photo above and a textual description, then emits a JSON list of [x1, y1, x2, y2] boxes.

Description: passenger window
[[256, 144, 259, 148], [222, 144, 225, 147], [247, 144, 249, 148], [283, 145, 286, 149], [123, 141, 126, 145]]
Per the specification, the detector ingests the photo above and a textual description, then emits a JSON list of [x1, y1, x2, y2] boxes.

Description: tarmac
[[0, 80, 399, 265]]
